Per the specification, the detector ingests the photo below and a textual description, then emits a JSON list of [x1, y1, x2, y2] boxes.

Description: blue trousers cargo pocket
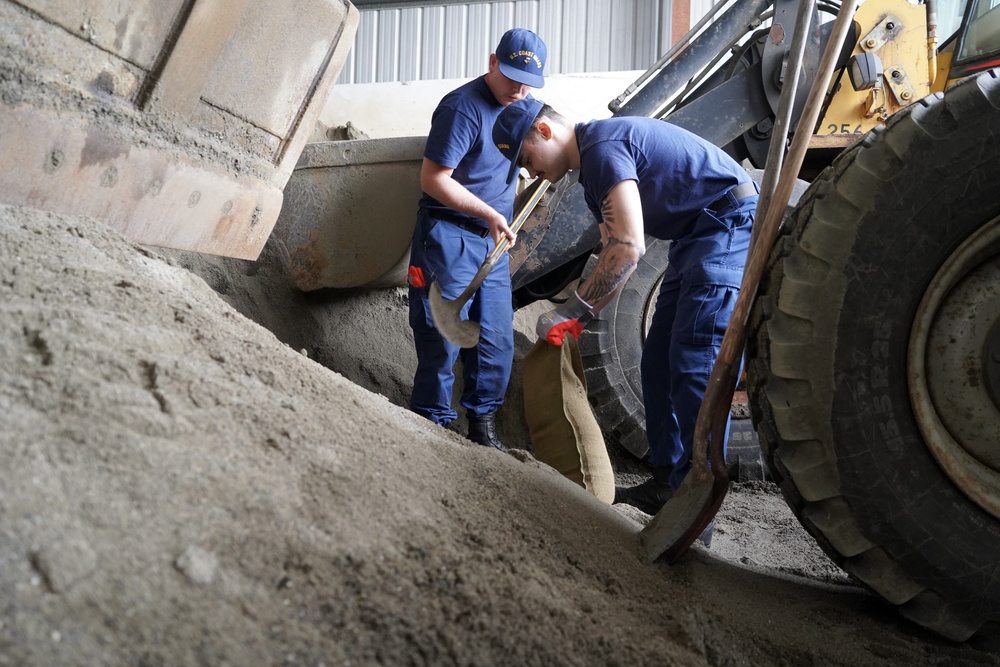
[[674, 263, 744, 348]]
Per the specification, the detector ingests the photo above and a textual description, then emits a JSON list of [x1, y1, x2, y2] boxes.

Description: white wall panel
[[341, 0, 691, 84], [420, 7, 446, 80], [585, 0, 613, 72], [398, 8, 422, 80], [691, 0, 717, 24], [466, 4, 492, 75], [353, 12, 379, 83], [610, 0, 636, 70], [376, 9, 401, 82], [660, 0, 673, 54], [442, 5, 467, 78], [633, 0, 662, 71], [490, 2, 516, 51], [513, 0, 536, 29], [560, 1, 588, 74], [536, 0, 563, 74]]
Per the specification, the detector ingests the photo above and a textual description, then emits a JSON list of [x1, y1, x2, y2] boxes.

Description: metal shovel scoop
[[639, 0, 860, 564], [429, 178, 550, 348]]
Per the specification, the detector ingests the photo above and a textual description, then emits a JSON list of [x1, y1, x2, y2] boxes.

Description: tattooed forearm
[[600, 198, 616, 227], [578, 236, 643, 305]]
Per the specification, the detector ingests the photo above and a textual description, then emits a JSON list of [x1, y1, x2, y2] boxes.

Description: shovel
[[639, 0, 861, 564], [429, 178, 551, 348]]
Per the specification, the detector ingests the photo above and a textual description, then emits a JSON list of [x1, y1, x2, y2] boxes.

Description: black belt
[[708, 181, 759, 213], [422, 208, 489, 238]]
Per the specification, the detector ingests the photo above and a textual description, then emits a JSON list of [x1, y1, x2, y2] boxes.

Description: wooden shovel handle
[[694, 0, 861, 479], [486, 179, 551, 265]]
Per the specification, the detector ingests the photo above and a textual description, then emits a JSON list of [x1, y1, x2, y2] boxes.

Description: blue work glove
[[536, 291, 593, 346]]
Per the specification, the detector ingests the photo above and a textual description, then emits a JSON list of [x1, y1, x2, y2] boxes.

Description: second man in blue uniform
[[493, 100, 757, 542]]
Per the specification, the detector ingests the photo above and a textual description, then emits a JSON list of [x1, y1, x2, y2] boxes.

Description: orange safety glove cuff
[[407, 265, 426, 288], [545, 319, 586, 346]]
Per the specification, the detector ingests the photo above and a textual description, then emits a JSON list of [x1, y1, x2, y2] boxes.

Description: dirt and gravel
[[3, 203, 999, 666]]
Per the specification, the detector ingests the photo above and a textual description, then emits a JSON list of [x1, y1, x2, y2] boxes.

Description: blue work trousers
[[408, 211, 514, 425], [640, 197, 756, 490]]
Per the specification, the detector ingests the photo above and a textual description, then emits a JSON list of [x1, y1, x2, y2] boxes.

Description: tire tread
[[748, 70, 1000, 641]]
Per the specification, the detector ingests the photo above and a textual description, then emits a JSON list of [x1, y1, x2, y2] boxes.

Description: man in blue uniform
[[408, 29, 547, 451], [493, 100, 757, 538]]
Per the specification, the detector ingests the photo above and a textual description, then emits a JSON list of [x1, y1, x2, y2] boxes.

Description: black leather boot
[[467, 413, 508, 452], [614, 466, 673, 515]]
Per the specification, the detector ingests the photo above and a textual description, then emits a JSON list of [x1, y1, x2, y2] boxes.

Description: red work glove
[[536, 292, 593, 346]]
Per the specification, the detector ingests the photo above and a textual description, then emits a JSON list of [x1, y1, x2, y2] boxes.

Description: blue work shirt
[[419, 76, 525, 224], [575, 117, 750, 240]]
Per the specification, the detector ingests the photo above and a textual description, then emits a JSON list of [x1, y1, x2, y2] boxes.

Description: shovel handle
[[446, 179, 554, 312], [695, 0, 860, 441], [485, 179, 551, 265], [682, 0, 861, 556]]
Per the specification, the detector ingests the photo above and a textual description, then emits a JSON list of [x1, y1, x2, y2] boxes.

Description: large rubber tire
[[578, 238, 667, 460], [746, 69, 1000, 641]]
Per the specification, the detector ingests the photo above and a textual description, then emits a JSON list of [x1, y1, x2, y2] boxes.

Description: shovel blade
[[637, 470, 730, 564], [428, 281, 481, 348]]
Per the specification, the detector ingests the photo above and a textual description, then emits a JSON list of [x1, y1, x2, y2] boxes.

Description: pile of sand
[[2, 204, 995, 666]]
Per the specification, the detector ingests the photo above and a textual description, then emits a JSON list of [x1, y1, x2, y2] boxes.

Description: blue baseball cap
[[493, 98, 544, 184], [496, 28, 546, 88]]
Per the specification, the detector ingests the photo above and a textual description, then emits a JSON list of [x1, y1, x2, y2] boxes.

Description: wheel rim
[[909, 215, 1000, 519]]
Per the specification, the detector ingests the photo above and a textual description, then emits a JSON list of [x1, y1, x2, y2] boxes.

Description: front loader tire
[[578, 238, 668, 461], [747, 69, 1000, 641]]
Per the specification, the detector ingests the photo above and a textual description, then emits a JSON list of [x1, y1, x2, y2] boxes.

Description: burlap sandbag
[[522, 336, 615, 503]]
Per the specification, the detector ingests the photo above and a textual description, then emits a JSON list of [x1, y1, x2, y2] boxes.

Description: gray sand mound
[[2, 205, 995, 666]]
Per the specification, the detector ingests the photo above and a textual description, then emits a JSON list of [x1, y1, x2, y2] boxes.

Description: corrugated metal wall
[[691, 0, 717, 30], [338, 0, 689, 84]]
